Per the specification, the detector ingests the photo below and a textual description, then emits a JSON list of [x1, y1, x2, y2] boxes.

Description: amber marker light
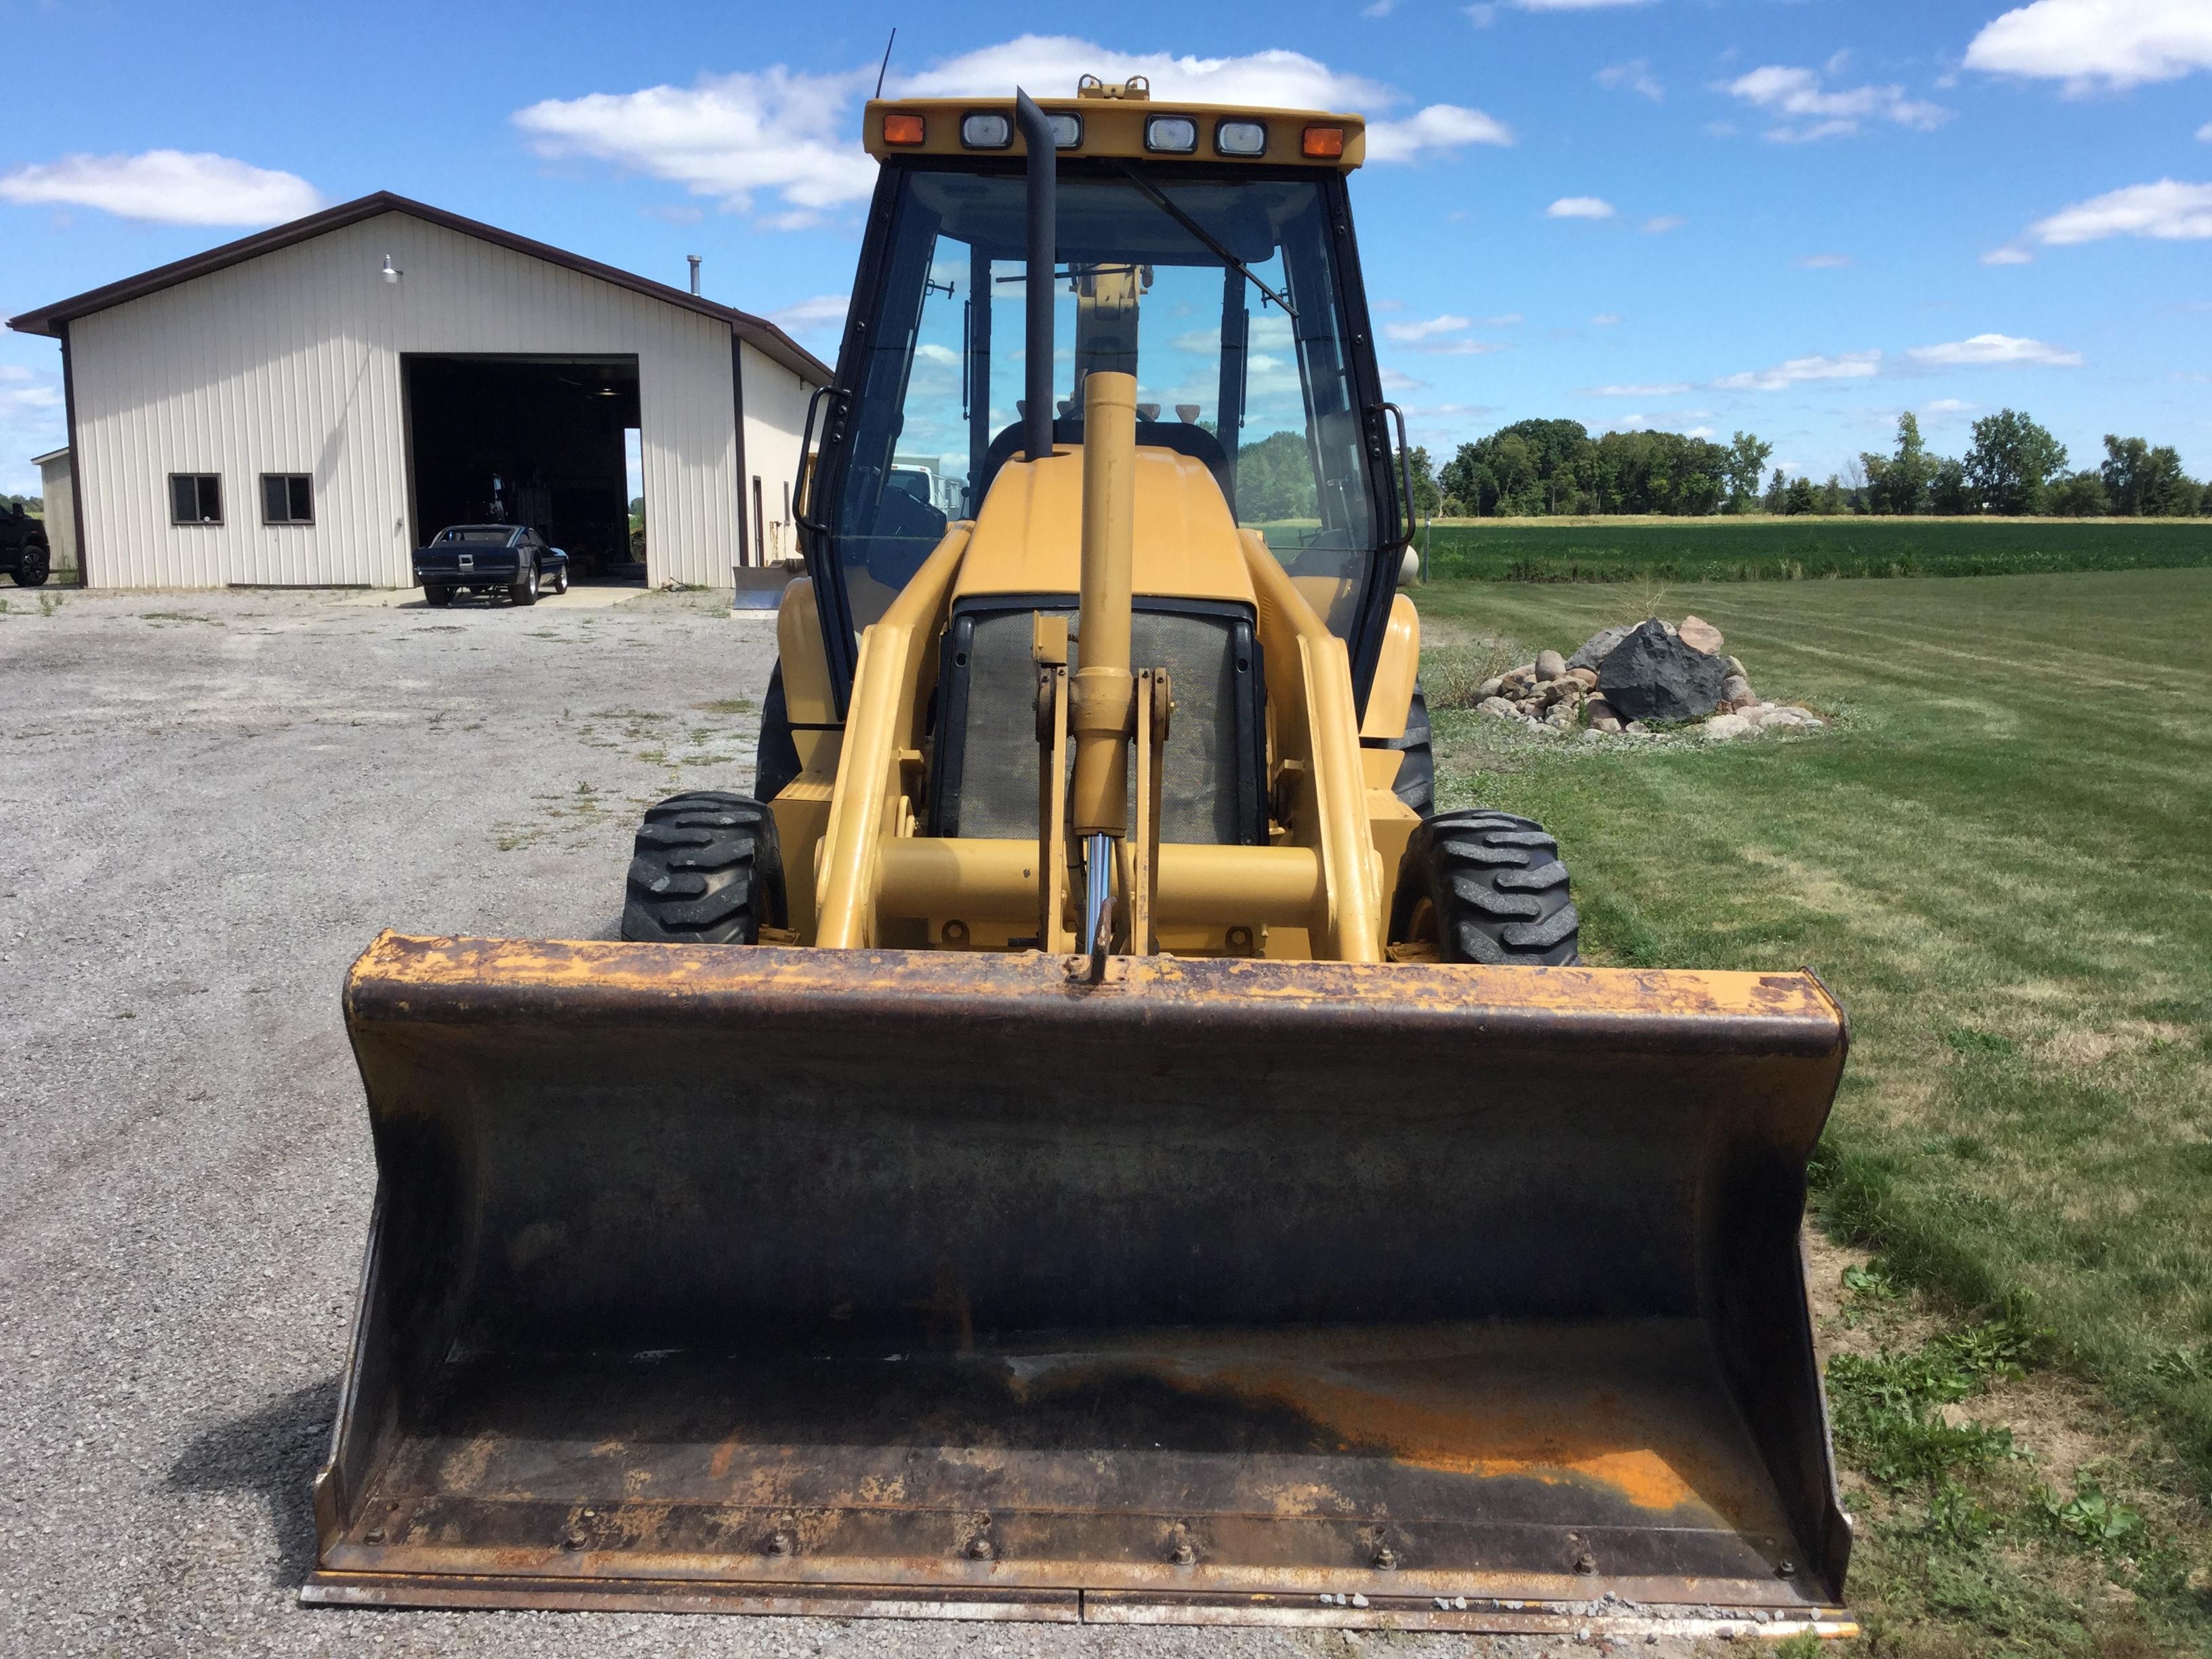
[[882, 113, 927, 146], [1300, 125, 1346, 159]]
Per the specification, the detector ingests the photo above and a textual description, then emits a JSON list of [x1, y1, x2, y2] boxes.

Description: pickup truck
[[1, 501, 51, 587], [413, 524, 569, 607]]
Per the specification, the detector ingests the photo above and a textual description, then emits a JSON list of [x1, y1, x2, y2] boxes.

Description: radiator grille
[[936, 605, 1260, 846]]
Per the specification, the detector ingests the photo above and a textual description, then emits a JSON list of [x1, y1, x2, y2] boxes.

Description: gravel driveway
[[0, 587, 1726, 1659]]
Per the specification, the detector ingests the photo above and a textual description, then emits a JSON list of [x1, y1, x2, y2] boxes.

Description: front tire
[[511, 562, 539, 606], [1389, 808, 1581, 966], [621, 792, 786, 944], [13, 543, 50, 588], [552, 565, 569, 594]]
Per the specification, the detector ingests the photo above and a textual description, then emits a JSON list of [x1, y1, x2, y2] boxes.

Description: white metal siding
[[66, 212, 802, 589], [739, 343, 817, 566], [36, 452, 76, 571]]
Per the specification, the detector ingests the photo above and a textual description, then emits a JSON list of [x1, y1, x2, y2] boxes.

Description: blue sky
[[4, 0, 2209, 496]]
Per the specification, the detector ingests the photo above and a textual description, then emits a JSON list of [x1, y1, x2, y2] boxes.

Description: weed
[[694, 699, 756, 716], [1423, 640, 1528, 710], [39, 591, 64, 616], [1826, 1322, 2037, 1488], [1772, 1634, 1822, 1659], [2039, 1479, 2148, 1555]]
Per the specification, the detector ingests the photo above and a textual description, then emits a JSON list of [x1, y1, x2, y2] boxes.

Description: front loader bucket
[[308, 935, 1854, 1638]]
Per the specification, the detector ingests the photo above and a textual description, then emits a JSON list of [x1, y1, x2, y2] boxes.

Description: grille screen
[[944, 607, 1252, 845]]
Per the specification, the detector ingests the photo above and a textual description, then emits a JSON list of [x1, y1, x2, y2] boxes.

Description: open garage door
[[404, 355, 642, 583]]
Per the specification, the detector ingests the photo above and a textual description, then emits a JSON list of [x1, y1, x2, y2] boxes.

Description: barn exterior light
[[382, 254, 403, 285]]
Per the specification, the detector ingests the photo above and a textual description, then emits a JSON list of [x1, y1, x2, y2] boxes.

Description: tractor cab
[[799, 78, 1413, 716]]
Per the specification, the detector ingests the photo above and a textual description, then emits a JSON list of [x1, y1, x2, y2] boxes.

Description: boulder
[[1585, 697, 1621, 727], [1565, 623, 1636, 673], [1678, 615, 1725, 655], [1595, 619, 1729, 723], [1702, 713, 1757, 742], [1721, 674, 1755, 706], [1535, 649, 1567, 680], [1477, 696, 1519, 720], [1475, 676, 1504, 701], [1565, 667, 1600, 691], [1725, 656, 1748, 680], [1591, 714, 1622, 734]]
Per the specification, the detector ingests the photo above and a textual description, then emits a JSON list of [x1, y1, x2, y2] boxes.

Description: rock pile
[[1473, 614, 1824, 742]]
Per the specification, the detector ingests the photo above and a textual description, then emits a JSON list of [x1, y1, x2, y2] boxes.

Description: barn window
[[169, 474, 223, 525], [261, 474, 314, 525]]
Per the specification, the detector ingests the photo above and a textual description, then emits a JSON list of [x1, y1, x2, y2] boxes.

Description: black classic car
[[413, 524, 570, 607]]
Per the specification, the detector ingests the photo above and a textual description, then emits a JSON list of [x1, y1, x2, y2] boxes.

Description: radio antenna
[[874, 28, 897, 99]]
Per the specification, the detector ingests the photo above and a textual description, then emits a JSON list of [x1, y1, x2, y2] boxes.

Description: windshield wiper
[[1115, 163, 1297, 321]]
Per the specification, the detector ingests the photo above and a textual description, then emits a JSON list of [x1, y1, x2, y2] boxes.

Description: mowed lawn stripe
[[1418, 568, 2212, 1483]]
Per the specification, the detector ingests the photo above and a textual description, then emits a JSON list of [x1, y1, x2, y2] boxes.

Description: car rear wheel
[[511, 563, 539, 607], [424, 584, 454, 608], [13, 543, 50, 588]]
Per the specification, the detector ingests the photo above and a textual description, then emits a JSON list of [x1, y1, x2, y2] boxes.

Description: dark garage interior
[[405, 354, 641, 580]]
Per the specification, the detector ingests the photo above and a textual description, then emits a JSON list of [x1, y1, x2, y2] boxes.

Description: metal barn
[[8, 193, 829, 590]]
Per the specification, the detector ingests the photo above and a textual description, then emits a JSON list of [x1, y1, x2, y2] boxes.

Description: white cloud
[[515, 66, 877, 216], [1591, 313, 1623, 325], [1923, 398, 1978, 413], [1361, 0, 1397, 14], [1364, 104, 1515, 160], [1982, 245, 2036, 264], [1795, 253, 1852, 268], [1598, 58, 1664, 101], [2200, 121, 2212, 140], [1906, 333, 2085, 367], [1686, 426, 1715, 438], [1965, 0, 2212, 93], [1580, 382, 1693, 396], [1725, 65, 1950, 142], [1383, 314, 1472, 342], [1643, 214, 1687, 234], [1483, 312, 1525, 326], [767, 293, 851, 333], [1547, 196, 1616, 219], [0, 150, 321, 226], [1513, 0, 1656, 8], [1377, 367, 1428, 392], [1715, 350, 1883, 391], [2025, 178, 2212, 244], [514, 36, 1510, 222]]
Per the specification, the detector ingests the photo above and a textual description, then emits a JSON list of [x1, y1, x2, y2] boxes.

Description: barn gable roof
[[7, 191, 832, 385]]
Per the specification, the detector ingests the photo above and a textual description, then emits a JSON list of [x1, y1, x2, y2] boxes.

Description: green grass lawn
[[1417, 567, 2212, 1653], [1406, 516, 2212, 584]]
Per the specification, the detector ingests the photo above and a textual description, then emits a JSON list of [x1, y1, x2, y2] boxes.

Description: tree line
[[1393, 413, 2211, 520]]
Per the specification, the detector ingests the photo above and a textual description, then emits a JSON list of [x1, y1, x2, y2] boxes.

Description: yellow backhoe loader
[[308, 78, 1856, 1640]]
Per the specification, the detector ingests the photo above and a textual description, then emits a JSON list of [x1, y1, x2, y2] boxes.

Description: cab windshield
[[818, 163, 1388, 636]]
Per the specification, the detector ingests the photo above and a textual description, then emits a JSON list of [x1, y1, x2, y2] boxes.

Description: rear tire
[[1389, 808, 1581, 966], [753, 663, 803, 804], [511, 563, 539, 607], [13, 543, 51, 588], [621, 792, 786, 945], [1383, 684, 1434, 816], [424, 584, 453, 607]]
